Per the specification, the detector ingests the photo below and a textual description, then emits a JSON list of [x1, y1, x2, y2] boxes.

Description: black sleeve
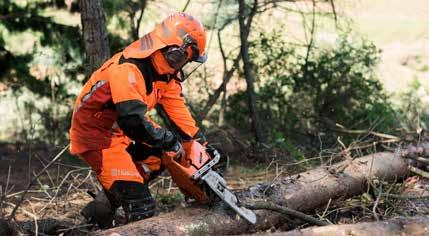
[[116, 100, 177, 149], [193, 130, 207, 144], [157, 104, 207, 143]]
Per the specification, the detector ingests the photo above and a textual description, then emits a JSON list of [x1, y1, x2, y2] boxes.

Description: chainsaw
[[161, 140, 257, 224]]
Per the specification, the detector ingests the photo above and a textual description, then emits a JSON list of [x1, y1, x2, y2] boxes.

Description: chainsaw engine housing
[[162, 141, 212, 202]]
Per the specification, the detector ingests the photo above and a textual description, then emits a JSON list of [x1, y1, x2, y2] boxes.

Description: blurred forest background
[[1, 0, 429, 234], [1, 0, 429, 165]]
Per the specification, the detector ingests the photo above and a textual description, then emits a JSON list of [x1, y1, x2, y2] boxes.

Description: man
[[69, 13, 211, 227]]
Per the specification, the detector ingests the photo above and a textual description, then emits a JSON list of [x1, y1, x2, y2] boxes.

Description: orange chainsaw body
[[161, 141, 212, 202]]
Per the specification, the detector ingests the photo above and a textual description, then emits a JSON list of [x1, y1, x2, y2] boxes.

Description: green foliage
[[155, 192, 184, 212], [0, 0, 84, 143], [226, 30, 397, 148], [104, 0, 144, 48], [395, 79, 429, 133]]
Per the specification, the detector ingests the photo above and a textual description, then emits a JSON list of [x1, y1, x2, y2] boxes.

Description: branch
[[245, 0, 259, 37], [182, 0, 191, 12], [329, 0, 338, 27], [409, 166, 429, 178], [135, 0, 147, 39], [302, 0, 316, 79], [246, 202, 329, 226]]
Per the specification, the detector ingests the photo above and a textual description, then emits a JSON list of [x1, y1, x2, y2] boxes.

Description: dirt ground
[[1, 138, 428, 235], [0, 138, 287, 235]]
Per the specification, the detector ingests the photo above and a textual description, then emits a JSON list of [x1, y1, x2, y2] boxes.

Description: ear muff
[[163, 46, 189, 70], [163, 34, 202, 71]]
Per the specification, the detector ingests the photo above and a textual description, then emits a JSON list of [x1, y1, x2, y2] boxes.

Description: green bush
[[395, 79, 429, 133], [226, 31, 397, 147]]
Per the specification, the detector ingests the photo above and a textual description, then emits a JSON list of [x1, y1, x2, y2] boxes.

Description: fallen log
[[255, 216, 429, 236], [96, 152, 409, 236]]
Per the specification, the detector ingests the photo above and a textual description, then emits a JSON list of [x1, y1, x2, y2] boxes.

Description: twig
[[26, 199, 38, 236], [56, 223, 93, 233], [329, 0, 338, 28], [37, 167, 88, 214], [4, 201, 38, 223], [246, 202, 329, 226], [134, 0, 146, 39], [34, 154, 55, 187], [33, 171, 52, 198], [0, 166, 12, 217], [320, 198, 332, 219], [372, 184, 382, 221], [75, 169, 93, 189], [380, 193, 429, 200], [8, 144, 69, 221], [333, 125, 400, 141], [407, 156, 429, 165], [181, 0, 191, 12], [409, 166, 429, 178], [6, 189, 56, 199]]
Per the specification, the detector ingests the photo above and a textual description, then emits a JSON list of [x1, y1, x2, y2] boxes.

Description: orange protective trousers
[[78, 137, 162, 190]]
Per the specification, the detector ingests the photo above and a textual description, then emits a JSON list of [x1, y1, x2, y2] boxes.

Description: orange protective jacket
[[69, 52, 202, 155]]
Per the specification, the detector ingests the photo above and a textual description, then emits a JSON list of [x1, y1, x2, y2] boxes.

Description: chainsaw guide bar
[[192, 149, 257, 224], [201, 170, 257, 224]]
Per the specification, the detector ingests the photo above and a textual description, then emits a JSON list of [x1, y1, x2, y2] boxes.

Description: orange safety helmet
[[123, 13, 207, 64]]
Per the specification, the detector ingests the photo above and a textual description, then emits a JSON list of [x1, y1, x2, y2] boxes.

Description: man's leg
[[79, 142, 156, 226]]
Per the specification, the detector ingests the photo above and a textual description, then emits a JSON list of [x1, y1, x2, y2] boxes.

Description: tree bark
[[259, 216, 429, 236], [79, 0, 111, 75], [95, 151, 409, 236], [238, 0, 264, 143]]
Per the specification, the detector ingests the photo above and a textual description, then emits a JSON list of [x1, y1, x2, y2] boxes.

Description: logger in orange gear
[[69, 13, 212, 227]]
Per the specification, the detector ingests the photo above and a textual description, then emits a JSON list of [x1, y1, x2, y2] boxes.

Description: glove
[[163, 141, 184, 160]]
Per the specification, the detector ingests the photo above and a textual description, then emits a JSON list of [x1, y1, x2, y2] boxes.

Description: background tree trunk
[[79, 0, 111, 75], [238, 0, 264, 143], [128, 0, 147, 40], [95, 151, 409, 236]]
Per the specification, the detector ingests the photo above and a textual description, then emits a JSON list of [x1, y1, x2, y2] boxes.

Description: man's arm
[[158, 80, 206, 143], [110, 64, 178, 149]]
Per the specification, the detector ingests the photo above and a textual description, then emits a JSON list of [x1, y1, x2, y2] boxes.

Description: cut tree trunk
[[79, 0, 111, 75], [95, 151, 409, 236], [256, 216, 429, 236]]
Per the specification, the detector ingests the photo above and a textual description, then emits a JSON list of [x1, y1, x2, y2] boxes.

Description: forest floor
[[0, 137, 289, 234], [1, 136, 429, 235]]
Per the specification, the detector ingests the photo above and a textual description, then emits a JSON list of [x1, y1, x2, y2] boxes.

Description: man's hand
[[164, 141, 184, 160]]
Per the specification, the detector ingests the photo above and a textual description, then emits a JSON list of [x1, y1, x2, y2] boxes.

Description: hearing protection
[[163, 34, 201, 74]]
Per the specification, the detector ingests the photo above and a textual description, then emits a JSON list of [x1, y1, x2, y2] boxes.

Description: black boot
[[81, 191, 116, 229], [108, 181, 156, 222]]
